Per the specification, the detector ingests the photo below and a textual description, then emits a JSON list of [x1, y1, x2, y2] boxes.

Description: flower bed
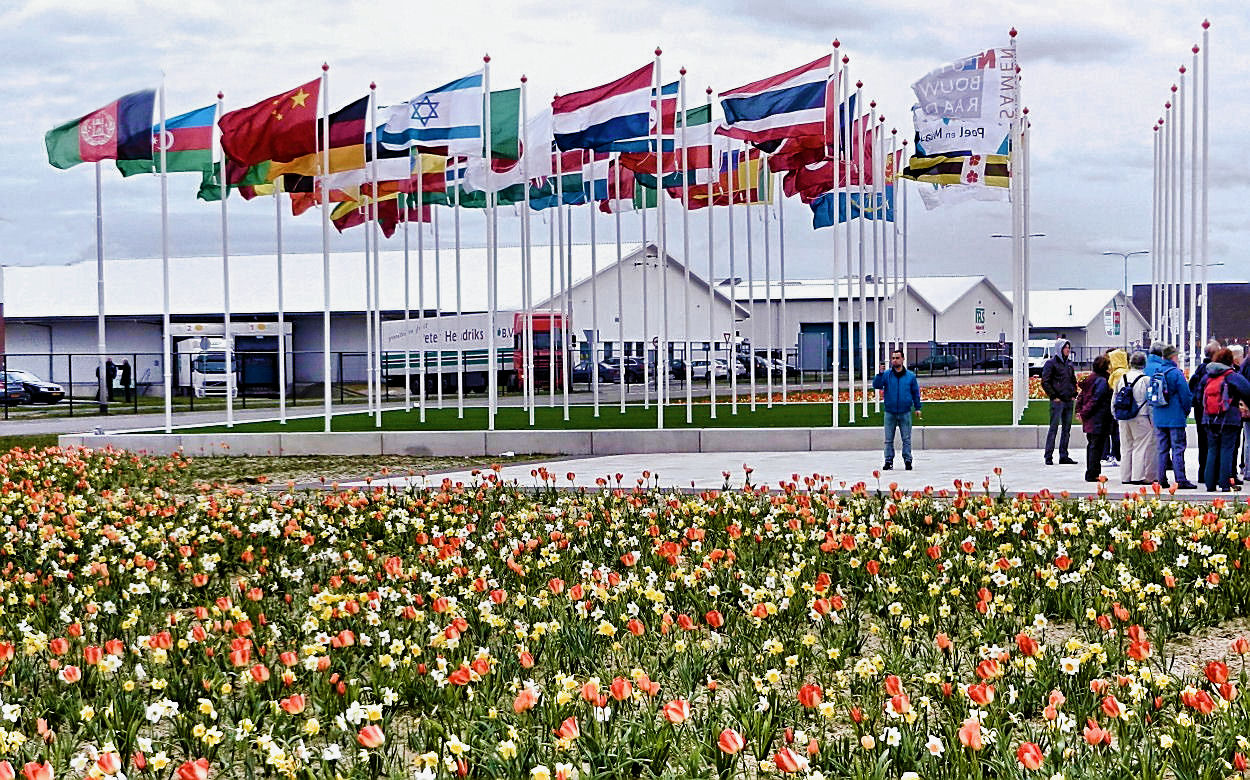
[[1, 447, 1249, 779], [692, 378, 1050, 405]]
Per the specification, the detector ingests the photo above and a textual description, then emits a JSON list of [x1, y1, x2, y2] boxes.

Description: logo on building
[[974, 306, 986, 332]]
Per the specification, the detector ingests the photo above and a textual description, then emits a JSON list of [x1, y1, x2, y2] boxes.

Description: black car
[[621, 357, 650, 384], [571, 360, 621, 385], [972, 356, 1012, 371], [5, 371, 65, 404], [0, 376, 28, 406], [914, 354, 960, 372]]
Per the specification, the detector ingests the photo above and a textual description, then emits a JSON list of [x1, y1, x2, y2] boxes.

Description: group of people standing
[[1043, 338, 1250, 491]]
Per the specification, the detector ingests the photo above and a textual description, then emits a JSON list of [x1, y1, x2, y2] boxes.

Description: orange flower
[[975, 659, 1000, 681], [704, 610, 724, 629], [555, 716, 580, 740], [96, 754, 121, 776], [279, 694, 306, 715], [967, 683, 995, 706], [884, 675, 904, 697], [889, 694, 911, 715], [1083, 719, 1111, 746], [356, 725, 385, 749], [1016, 741, 1044, 771], [176, 759, 209, 780], [718, 728, 745, 755], [610, 677, 633, 702], [58, 665, 81, 684], [249, 664, 270, 684], [21, 763, 52, 780], [957, 719, 983, 751], [773, 747, 807, 773], [626, 619, 645, 636], [448, 665, 472, 686], [1231, 637, 1250, 656], [1101, 695, 1122, 720], [513, 687, 538, 714], [1015, 632, 1039, 657], [1205, 660, 1230, 685], [663, 699, 691, 724], [797, 683, 822, 709]]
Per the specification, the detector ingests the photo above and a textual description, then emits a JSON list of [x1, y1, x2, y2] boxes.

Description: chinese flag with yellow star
[[219, 78, 320, 166]]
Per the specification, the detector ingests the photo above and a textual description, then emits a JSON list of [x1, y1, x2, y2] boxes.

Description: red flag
[[219, 79, 321, 166]]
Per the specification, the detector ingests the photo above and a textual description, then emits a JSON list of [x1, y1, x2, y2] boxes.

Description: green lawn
[[183, 400, 1053, 433]]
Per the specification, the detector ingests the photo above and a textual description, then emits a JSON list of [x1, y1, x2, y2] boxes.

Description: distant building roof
[[742, 275, 1006, 316], [1007, 289, 1145, 330]]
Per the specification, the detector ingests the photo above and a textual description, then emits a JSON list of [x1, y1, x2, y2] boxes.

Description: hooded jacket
[[1107, 349, 1129, 392], [1196, 361, 1250, 427], [1041, 339, 1077, 401], [1150, 355, 1192, 428], [1078, 372, 1114, 435]]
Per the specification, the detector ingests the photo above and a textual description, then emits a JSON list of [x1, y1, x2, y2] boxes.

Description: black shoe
[[882, 462, 893, 471], [1176, 482, 1199, 490], [1044, 457, 1054, 466], [1158, 481, 1171, 489], [1059, 457, 1079, 465], [1084, 477, 1101, 483], [904, 461, 913, 471]]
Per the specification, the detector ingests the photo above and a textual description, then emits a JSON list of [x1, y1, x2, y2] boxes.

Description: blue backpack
[[1147, 369, 1173, 408], [1112, 375, 1146, 421]]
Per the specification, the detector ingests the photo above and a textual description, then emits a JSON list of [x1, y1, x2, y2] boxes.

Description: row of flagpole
[[1151, 20, 1210, 372]]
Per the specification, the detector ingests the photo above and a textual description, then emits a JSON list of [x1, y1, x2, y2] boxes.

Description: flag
[[46, 89, 156, 169], [553, 63, 654, 151], [717, 55, 831, 144], [684, 148, 771, 208], [811, 187, 895, 228], [196, 160, 272, 202], [262, 96, 369, 181], [116, 104, 215, 177], [463, 103, 551, 193], [218, 79, 320, 166], [619, 102, 715, 185], [380, 71, 484, 156]]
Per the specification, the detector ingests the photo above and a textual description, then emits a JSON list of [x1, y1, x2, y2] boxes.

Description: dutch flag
[[552, 63, 654, 152]]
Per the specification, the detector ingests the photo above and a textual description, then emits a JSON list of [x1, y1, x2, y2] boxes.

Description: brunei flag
[[45, 89, 156, 169]]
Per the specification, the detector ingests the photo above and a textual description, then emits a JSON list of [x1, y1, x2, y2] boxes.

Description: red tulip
[[718, 728, 745, 755], [356, 725, 385, 749], [1015, 632, 1039, 657], [1235, 752, 1249, 772], [279, 694, 306, 715], [704, 610, 724, 629], [967, 683, 995, 706], [21, 763, 52, 780], [0, 761, 14, 780], [1083, 719, 1111, 746], [626, 619, 645, 636], [513, 688, 538, 714], [610, 677, 633, 702], [176, 759, 209, 780], [773, 747, 807, 773], [58, 665, 81, 683], [448, 665, 472, 686], [47, 638, 68, 656], [1205, 661, 1230, 685], [1231, 637, 1250, 656], [555, 716, 580, 740], [663, 699, 691, 724], [96, 753, 121, 776], [797, 683, 822, 709], [1017, 741, 1044, 771], [889, 694, 911, 715], [1101, 695, 1123, 720], [249, 664, 270, 684], [884, 674, 904, 696]]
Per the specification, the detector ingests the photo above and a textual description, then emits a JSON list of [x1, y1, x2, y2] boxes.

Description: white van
[[1026, 339, 1052, 376]]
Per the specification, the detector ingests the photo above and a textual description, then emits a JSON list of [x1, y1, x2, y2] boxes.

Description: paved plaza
[[357, 445, 1225, 498]]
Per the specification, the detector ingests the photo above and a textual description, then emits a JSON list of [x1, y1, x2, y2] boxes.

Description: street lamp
[[1102, 250, 1148, 298]]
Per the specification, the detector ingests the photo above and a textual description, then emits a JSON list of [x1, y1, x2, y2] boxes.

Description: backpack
[[1112, 375, 1146, 421], [1203, 368, 1235, 417], [1147, 369, 1172, 408]]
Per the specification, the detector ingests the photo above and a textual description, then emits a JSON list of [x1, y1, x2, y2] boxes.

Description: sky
[[2, 0, 1244, 298]]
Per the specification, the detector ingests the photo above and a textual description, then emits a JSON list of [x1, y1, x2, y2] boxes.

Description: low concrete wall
[[59, 424, 1135, 458]]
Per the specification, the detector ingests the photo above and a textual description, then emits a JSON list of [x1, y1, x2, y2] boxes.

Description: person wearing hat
[[1150, 343, 1197, 489]]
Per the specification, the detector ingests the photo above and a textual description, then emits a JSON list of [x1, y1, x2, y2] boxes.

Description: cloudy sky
[[2, 0, 1243, 297]]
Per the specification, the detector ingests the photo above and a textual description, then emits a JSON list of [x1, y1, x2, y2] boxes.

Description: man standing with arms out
[[1149, 343, 1197, 489], [873, 349, 922, 471], [1041, 338, 1078, 465]]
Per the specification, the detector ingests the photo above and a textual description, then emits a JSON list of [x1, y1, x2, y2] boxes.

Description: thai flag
[[717, 55, 832, 144], [552, 63, 654, 152]]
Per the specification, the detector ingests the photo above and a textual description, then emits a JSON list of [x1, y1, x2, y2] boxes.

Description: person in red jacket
[[1077, 354, 1114, 483]]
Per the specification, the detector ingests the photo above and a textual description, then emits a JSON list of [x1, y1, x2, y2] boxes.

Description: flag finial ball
[[370, 82, 376, 90], [891, 127, 897, 134], [1203, 19, 1210, 29], [484, 54, 491, 63], [870, 100, 876, 108], [217, 91, 224, 99], [322, 63, 329, 71], [1171, 84, 1177, 91], [856, 80, 863, 88], [521, 75, 527, 83], [1179, 65, 1186, 73], [832, 39, 840, 48], [1165, 102, 1171, 109], [680, 67, 686, 75], [842, 55, 849, 64], [1193, 45, 1200, 53], [655, 47, 662, 56], [706, 86, 712, 94], [1009, 27, 1017, 37]]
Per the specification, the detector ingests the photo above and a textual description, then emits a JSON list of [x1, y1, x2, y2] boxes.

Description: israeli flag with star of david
[[380, 70, 483, 156]]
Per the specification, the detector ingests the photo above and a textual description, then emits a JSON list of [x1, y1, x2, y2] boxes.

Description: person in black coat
[[1079, 354, 1115, 483], [1041, 338, 1078, 465], [1190, 339, 1220, 482], [1197, 347, 1250, 491], [119, 360, 133, 403]]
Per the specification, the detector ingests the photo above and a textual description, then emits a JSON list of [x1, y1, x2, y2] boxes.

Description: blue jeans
[[1204, 424, 1240, 491], [884, 411, 913, 464], [1045, 400, 1074, 460], [1155, 426, 1188, 485]]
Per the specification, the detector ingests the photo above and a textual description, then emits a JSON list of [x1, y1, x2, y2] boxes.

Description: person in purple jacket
[[1196, 347, 1250, 491]]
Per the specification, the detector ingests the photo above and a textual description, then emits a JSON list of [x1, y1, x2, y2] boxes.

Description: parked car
[[972, 356, 1012, 371], [914, 354, 960, 372], [621, 357, 650, 383], [571, 360, 621, 385], [5, 370, 65, 404], [668, 359, 693, 380], [752, 355, 781, 380], [771, 359, 800, 380], [0, 376, 28, 406], [690, 359, 730, 381]]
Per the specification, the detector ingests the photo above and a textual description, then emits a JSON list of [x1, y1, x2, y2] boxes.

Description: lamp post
[[1103, 250, 1148, 349]]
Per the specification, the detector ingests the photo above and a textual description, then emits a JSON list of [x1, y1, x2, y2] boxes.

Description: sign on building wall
[[1103, 304, 1120, 336], [974, 306, 986, 333]]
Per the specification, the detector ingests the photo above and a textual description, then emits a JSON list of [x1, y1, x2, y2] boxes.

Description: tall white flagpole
[[1161, 106, 1172, 346], [548, 208, 556, 407], [870, 106, 882, 415], [641, 176, 651, 411], [1200, 22, 1210, 351], [434, 201, 443, 410], [94, 161, 108, 414], [363, 197, 375, 419], [554, 143, 570, 421], [216, 90, 234, 428], [845, 62, 856, 424], [1022, 108, 1033, 422], [854, 81, 868, 419], [830, 46, 844, 428], [1189, 48, 1200, 366], [1151, 122, 1160, 340], [1008, 32, 1024, 421], [1177, 67, 1188, 371], [725, 146, 739, 415], [417, 155, 428, 423], [401, 191, 411, 413], [1169, 85, 1180, 351], [369, 82, 383, 427], [655, 47, 668, 430], [762, 158, 774, 409], [614, 155, 626, 414], [890, 127, 899, 354], [453, 160, 464, 419], [704, 85, 718, 419], [778, 175, 789, 404], [158, 83, 172, 433], [744, 143, 758, 414], [484, 55, 498, 431], [901, 139, 910, 368], [275, 189, 287, 425], [320, 65, 333, 432], [588, 150, 601, 418], [679, 68, 693, 423], [520, 76, 537, 426]]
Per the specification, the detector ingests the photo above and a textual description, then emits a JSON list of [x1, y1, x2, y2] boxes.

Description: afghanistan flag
[[117, 104, 215, 177], [45, 89, 156, 169]]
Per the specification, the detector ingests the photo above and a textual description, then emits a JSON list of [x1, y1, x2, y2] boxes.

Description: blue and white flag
[[381, 71, 484, 156], [811, 187, 894, 228]]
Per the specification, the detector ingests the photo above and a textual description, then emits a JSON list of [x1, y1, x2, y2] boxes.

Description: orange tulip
[[717, 728, 745, 755], [279, 694, 306, 715], [957, 719, 983, 752], [1015, 632, 1039, 657], [249, 664, 270, 684], [0, 761, 13, 780], [58, 665, 81, 684], [663, 699, 691, 724], [513, 687, 538, 714], [797, 683, 822, 709], [1016, 741, 1044, 771], [1205, 661, 1230, 685], [1231, 637, 1250, 656], [889, 694, 911, 715], [704, 610, 724, 628], [96, 754, 121, 776], [1101, 695, 1123, 720], [610, 677, 633, 702], [580, 680, 600, 703], [967, 683, 995, 706], [20, 763, 52, 780], [773, 747, 807, 773], [176, 759, 209, 780], [1083, 719, 1111, 746], [884, 674, 904, 696], [555, 716, 580, 740], [356, 725, 385, 749]]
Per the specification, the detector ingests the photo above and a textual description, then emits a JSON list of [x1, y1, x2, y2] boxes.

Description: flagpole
[[434, 203, 444, 410], [744, 143, 757, 414], [1161, 105, 1172, 347], [320, 65, 333, 432], [1177, 67, 1188, 371], [484, 55, 498, 431], [1150, 122, 1159, 340], [890, 127, 899, 355], [679, 68, 693, 424], [1200, 21, 1210, 352], [554, 142, 570, 421], [453, 161, 464, 420], [705, 85, 718, 420], [844, 61, 856, 425], [762, 157, 774, 409], [870, 107, 882, 415], [216, 91, 234, 429], [1189, 48, 1199, 369], [830, 46, 844, 428], [778, 172, 788, 404], [520, 76, 537, 426], [275, 189, 287, 425], [854, 80, 868, 419], [726, 143, 738, 416], [1169, 85, 1180, 352], [615, 155, 626, 414], [588, 150, 601, 418], [417, 155, 428, 423], [548, 208, 556, 408], [1022, 107, 1033, 422], [402, 191, 411, 413], [655, 47, 667, 431], [1008, 32, 1023, 422], [370, 82, 383, 427], [901, 138, 910, 366], [94, 161, 108, 415], [363, 196, 375, 420], [158, 82, 172, 433], [641, 181, 650, 411]]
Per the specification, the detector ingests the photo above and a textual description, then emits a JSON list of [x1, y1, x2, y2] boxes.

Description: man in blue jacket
[[873, 349, 923, 470], [1151, 344, 1197, 489]]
